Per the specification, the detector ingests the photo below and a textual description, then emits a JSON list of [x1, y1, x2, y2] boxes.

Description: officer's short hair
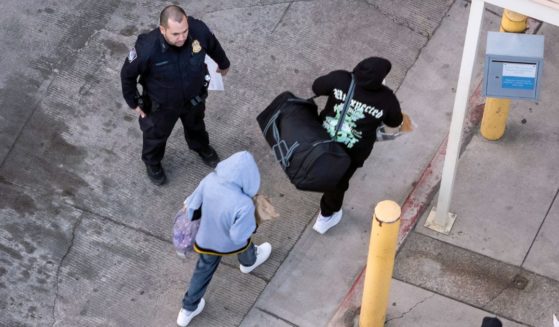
[[160, 5, 187, 27]]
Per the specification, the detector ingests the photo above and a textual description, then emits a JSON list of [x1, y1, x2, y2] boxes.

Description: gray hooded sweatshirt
[[184, 151, 260, 255]]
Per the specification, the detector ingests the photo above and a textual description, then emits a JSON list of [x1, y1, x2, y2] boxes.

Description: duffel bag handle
[[272, 139, 299, 168], [264, 110, 300, 168], [271, 118, 299, 168], [263, 110, 280, 136], [287, 97, 317, 105]]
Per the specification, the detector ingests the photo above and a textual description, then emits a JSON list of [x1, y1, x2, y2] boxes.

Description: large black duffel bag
[[256, 91, 351, 192]]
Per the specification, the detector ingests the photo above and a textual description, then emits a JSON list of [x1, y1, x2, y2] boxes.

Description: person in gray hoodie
[[176, 151, 272, 327]]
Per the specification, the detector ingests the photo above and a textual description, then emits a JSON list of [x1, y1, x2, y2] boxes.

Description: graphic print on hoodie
[[322, 91, 385, 148], [312, 57, 403, 164]]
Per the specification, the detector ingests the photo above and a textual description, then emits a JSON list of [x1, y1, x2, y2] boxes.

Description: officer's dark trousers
[[319, 162, 360, 216], [139, 102, 209, 166]]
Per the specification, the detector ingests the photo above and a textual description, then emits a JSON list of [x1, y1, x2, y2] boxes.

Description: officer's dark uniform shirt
[[312, 70, 403, 166], [120, 17, 230, 109]]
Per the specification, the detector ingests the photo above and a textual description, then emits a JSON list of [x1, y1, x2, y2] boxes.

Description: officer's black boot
[[145, 163, 167, 185], [198, 145, 219, 168]]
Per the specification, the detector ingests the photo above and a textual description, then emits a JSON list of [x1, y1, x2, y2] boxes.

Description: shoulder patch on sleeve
[[128, 47, 137, 63]]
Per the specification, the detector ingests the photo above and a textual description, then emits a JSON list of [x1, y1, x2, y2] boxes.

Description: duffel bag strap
[[333, 74, 356, 138]]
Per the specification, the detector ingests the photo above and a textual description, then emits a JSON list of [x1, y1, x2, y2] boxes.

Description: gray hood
[[215, 151, 260, 197]]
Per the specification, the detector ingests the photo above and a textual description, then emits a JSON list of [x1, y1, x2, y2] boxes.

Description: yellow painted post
[[500, 9, 528, 33], [359, 200, 401, 327], [480, 9, 527, 141], [480, 97, 511, 140]]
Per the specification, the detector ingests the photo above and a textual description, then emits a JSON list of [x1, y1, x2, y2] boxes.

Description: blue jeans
[[182, 243, 256, 311]]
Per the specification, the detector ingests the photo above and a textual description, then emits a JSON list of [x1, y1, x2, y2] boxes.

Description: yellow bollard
[[480, 98, 511, 140], [499, 9, 528, 33], [480, 9, 527, 141], [359, 200, 401, 327], [500, 9, 527, 33]]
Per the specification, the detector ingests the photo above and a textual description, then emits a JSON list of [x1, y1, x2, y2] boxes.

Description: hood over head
[[352, 57, 392, 90], [215, 151, 260, 197]]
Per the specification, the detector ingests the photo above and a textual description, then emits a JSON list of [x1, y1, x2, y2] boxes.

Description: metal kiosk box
[[483, 31, 544, 101]]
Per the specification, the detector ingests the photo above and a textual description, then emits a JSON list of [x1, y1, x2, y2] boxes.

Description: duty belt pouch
[[136, 92, 153, 114], [190, 90, 208, 107], [256, 75, 356, 192]]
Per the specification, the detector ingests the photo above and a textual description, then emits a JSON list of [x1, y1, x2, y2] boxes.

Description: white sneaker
[[176, 298, 205, 327], [312, 209, 343, 234], [240, 243, 272, 273]]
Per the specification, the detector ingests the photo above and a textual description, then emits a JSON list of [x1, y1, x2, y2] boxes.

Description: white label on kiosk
[[502, 63, 537, 90]]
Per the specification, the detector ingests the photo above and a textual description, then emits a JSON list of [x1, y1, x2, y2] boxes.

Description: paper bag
[[254, 194, 279, 225]]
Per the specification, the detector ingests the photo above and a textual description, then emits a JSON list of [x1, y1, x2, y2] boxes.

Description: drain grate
[[512, 274, 529, 290]]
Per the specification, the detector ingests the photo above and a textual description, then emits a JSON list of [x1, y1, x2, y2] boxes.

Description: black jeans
[[139, 102, 209, 166], [319, 162, 360, 216], [181, 243, 257, 311]]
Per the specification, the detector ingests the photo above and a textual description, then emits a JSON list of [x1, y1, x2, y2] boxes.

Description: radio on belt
[[483, 31, 544, 101]]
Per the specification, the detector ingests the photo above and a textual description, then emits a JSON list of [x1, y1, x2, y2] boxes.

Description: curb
[[327, 81, 485, 327]]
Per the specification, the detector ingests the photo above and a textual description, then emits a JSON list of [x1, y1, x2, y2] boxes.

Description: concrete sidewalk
[[1, 1, 557, 327], [328, 6, 559, 327], [398, 20, 559, 326]]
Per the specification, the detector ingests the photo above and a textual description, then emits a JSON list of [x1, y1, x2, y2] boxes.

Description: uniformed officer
[[121, 5, 230, 185]]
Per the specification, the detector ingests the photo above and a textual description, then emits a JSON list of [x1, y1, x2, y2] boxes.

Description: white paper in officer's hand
[[204, 55, 224, 91]]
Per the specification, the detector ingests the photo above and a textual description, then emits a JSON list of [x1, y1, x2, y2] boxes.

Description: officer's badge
[[128, 47, 137, 63], [192, 40, 201, 53]]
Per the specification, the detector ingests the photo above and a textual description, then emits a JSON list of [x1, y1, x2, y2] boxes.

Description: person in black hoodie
[[311, 57, 403, 234]]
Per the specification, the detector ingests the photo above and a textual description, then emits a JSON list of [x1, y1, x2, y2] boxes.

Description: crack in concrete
[[252, 307, 300, 326], [521, 187, 559, 267], [393, 1, 505, 93], [0, 71, 58, 170], [271, 2, 293, 34], [483, 282, 511, 309], [359, 0, 437, 38], [482, 189, 559, 309], [481, 265, 528, 310], [50, 214, 84, 327], [69, 203, 169, 245], [385, 293, 435, 323], [1, 0, 119, 170], [393, 0, 456, 93], [198, 0, 307, 19]]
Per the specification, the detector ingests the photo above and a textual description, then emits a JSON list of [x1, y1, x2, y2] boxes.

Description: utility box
[[483, 31, 544, 101]]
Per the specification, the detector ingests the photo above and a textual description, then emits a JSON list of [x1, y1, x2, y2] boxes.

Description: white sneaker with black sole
[[240, 243, 272, 274], [312, 209, 343, 234], [176, 298, 205, 327]]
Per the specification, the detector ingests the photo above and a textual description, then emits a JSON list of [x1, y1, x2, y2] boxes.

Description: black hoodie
[[312, 57, 403, 166]]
